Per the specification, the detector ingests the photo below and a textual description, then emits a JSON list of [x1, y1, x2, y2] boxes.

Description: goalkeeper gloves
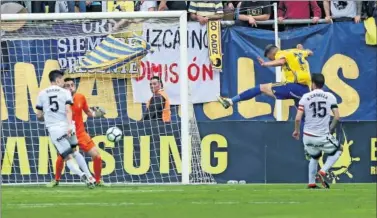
[[91, 106, 106, 118]]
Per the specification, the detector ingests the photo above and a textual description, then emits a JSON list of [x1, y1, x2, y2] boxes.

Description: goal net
[[1, 11, 215, 185]]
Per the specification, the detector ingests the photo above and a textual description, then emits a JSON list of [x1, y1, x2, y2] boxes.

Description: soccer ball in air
[[106, 127, 123, 142]]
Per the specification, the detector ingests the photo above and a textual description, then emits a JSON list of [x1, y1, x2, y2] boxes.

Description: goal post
[[272, 2, 282, 121], [1, 11, 213, 185]]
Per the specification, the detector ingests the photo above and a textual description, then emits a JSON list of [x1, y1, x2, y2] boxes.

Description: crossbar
[[1, 11, 186, 21]]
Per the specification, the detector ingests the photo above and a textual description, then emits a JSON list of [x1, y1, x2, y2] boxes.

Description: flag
[[79, 35, 152, 72], [207, 21, 222, 70], [365, 17, 377, 46]]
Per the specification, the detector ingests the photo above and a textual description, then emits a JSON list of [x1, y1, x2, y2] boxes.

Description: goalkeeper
[[47, 78, 107, 187]]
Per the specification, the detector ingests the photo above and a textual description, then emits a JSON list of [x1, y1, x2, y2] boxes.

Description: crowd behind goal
[[2, 1, 376, 29]]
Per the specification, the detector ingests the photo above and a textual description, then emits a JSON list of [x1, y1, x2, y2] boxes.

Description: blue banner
[[195, 22, 377, 121]]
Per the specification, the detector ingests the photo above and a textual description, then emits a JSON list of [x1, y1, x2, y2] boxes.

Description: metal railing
[[221, 19, 329, 26]]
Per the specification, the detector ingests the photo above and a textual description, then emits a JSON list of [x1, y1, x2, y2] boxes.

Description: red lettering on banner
[[151, 63, 162, 79], [146, 61, 152, 80], [169, 63, 179, 83], [202, 64, 213, 81], [164, 65, 169, 83], [136, 59, 214, 84], [188, 57, 200, 81], [136, 62, 146, 81]]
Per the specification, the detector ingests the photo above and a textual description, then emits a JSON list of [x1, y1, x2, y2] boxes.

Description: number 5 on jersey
[[49, 95, 59, 112]]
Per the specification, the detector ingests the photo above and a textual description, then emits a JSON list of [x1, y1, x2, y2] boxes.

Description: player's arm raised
[[258, 56, 286, 67], [296, 44, 313, 57], [82, 95, 106, 118]]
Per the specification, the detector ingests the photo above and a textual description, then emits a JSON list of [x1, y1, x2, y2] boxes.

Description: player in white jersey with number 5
[[35, 70, 95, 188], [292, 74, 342, 189]]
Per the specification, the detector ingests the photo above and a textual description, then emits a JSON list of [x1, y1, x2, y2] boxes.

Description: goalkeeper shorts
[[77, 132, 96, 153]]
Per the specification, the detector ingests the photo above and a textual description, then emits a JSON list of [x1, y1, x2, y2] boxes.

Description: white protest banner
[[131, 22, 220, 105]]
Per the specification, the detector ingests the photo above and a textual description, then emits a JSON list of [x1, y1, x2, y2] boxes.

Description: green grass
[[2, 184, 376, 218]]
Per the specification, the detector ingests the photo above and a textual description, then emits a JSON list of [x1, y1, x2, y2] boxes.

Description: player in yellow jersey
[[218, 44, 313, 109]]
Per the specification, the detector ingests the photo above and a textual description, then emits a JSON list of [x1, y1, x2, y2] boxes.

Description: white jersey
[[298, 89, 338, 136], [36, 85, 73, 128]]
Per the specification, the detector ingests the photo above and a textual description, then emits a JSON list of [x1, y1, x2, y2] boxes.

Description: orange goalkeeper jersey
[[72, 93, 89, 135]]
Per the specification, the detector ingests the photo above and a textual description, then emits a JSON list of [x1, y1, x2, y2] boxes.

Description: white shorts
[[48, 124, 78, 158], [302, 133, 339, 158]]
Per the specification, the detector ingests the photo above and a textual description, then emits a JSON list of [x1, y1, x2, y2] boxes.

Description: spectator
[[223, 1, 240, 12], [55, 1, 69, 13], [158, 1, 187, 11], [324, 0, 362, 23], [362, 1, 377, 18], [4, 1, 31, 12], [189, 1, 224, 25], [109, 1, 135, 31], [278, 1, 321, 29], [135, 0, 156, 11], [237, 1, 271, 28], [32, 1, 56, 13], [87, 1, 102, 12], [143, 76, 171, 123], [67, 1, 88, 13], [108, 1, 134, 12]]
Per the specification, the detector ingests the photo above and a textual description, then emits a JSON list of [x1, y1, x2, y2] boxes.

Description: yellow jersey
[[275, 49, 311, 86]]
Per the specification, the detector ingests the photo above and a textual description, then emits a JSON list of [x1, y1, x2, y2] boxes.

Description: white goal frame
[[1, 11, 191, 184]]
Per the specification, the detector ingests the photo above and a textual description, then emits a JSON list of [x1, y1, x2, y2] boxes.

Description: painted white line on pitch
[[5, 201, 302, 209], [15, 189, 184, 194], [248, 201, 300, 204], [103, 189, 185, 193]]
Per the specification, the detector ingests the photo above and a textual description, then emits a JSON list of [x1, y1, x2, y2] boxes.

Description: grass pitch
[[2, 184, 376, 218]]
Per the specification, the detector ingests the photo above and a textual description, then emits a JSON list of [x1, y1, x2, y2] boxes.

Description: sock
[[308, 158, 318, 185], [231, 87, 261, 104], [93, 156, 102, 183], [73, 151, 93, 178], [321, 150, 342, 173], [66, 158, 84, 176], [55, 155, 64, 181]]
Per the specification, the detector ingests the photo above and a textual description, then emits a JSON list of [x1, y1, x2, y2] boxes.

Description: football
[[106, 126, 123, 142]]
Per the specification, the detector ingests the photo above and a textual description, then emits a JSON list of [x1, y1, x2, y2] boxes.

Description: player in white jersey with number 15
[[292, 74, 342, 189], [35, 70, 95, 188]]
